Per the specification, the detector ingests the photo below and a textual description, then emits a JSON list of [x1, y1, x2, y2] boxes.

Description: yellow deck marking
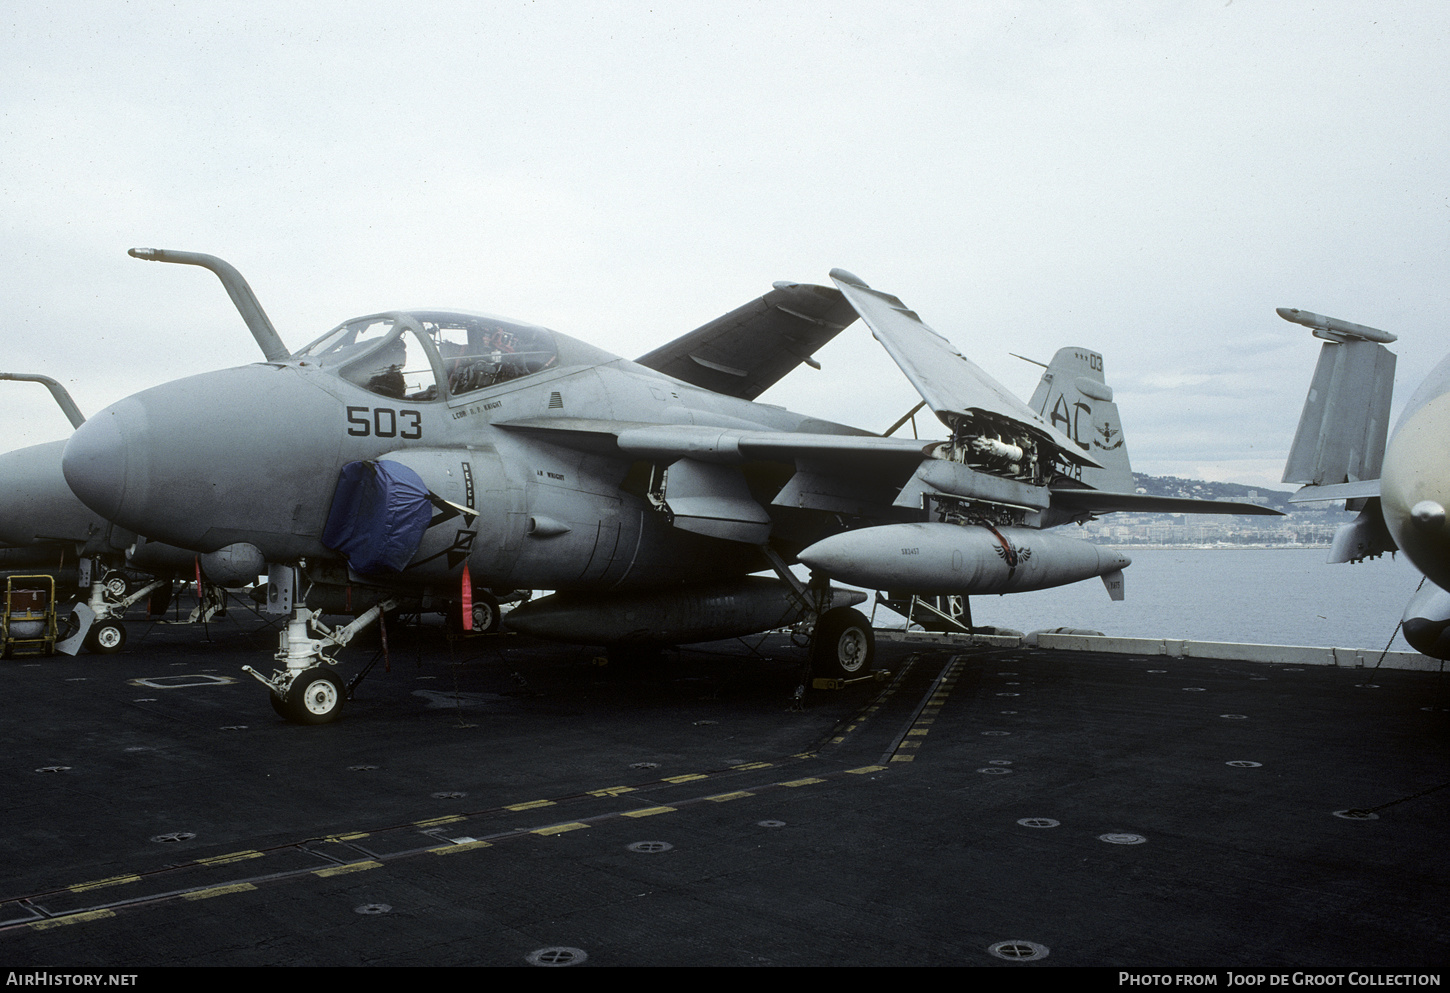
[[707, 791, 754, 802], [184, 883, 257, 901], [890, 754, 915, 762], [622, 805, 676, 818], [314, 860, 382, 877], [29, 909, 115, 929], [532, 822, 589, 836], [846, 765, 887, 774], [777, 777, 825, 787], [505, 800, 556, 811], [661, 773, 707, 784], [414, 815, 466, 827], [68, 874, 139, 893], [588, 786, 637, 797], [430, 840, 493, 855], [907, 729, 930, 735], [198, 850, 263, 867], [323, 832, 370, 842], [731, 762, 772, 770]]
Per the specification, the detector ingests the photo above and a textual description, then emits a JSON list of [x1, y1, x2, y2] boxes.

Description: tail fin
[[1280, 311, 1396, 488], [1027, 347, 1134, 492]]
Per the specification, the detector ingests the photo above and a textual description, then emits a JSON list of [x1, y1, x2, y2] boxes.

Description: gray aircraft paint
[[54, 255, 1277, 695]]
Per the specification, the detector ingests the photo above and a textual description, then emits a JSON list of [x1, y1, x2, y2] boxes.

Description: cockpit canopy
[[294, 310, 559, 402]]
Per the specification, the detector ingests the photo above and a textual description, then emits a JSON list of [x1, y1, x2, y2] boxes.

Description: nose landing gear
[[245, 601, 397, 725]]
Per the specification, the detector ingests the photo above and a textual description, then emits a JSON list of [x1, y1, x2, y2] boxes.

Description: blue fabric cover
[[322, 460, 432, 574]]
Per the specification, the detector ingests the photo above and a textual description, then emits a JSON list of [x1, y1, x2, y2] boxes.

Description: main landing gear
[[811, 606, 875, 679], [244, 602, 397, 725], [758, 545, 878, 685]]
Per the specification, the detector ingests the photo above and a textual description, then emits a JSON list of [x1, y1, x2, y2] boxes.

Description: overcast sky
[[2, 1, 1446, 489]]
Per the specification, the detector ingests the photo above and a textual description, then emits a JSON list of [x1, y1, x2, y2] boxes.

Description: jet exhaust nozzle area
[[798, 522, 1131, 596]]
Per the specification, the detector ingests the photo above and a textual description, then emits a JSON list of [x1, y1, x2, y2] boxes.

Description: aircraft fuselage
[[61, 317, 869, 598]]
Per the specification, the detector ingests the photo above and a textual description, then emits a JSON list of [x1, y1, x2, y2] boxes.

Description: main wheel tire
[[812, 607, 875, 679], [472, 592, 501, 634], [87, 621, 127, 655], [449, 592, 502, 635], [285, 669, 345, 725], [269, 691, 289, 718]]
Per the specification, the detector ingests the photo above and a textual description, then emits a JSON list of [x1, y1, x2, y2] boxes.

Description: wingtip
[[829, 268, 867, 288]]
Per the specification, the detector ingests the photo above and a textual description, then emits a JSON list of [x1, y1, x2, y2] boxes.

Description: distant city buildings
[[1080, 474, 1351, 547]]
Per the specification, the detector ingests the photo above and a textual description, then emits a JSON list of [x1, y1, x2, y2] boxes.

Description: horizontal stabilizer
[[635, 282, 857, 400], [1049, 489, 1283, 517], [1288, 480, 1381, 505]]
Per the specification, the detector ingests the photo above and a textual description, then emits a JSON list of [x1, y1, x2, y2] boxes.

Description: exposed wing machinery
[[828, 269, 1101, 474]]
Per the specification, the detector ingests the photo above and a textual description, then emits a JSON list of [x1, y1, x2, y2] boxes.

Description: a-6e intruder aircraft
[[60, 249, 1278, 723]]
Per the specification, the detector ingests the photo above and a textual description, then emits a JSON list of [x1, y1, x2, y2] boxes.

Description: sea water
[[869, 548, 1429, 653]]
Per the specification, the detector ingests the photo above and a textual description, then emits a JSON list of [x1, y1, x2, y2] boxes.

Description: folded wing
[[635, 281, 857, 400]]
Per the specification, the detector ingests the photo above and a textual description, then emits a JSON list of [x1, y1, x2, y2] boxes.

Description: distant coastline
[[1094, 543, 1333, 551]]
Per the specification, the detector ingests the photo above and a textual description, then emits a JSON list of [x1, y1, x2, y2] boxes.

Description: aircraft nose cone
[[62, 364, 344, 557], [1381, 391, 1450, 589], [62, 402, 139, 524]]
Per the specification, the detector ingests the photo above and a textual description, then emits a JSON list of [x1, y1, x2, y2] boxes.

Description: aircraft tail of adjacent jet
[[1027, 347, 1135, 494], [1280, 309, 1397, 490]]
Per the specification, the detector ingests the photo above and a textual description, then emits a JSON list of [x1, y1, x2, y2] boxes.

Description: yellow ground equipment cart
[[3, 575, 59, 658]]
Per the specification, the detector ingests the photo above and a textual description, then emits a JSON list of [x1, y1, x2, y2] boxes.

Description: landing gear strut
[[244, 601, 397, 725], [758, 545, 877, 682], [55, 559, 166, 656]]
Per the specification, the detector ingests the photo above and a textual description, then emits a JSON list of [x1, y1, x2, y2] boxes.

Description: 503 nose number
[[346, 406, 423, 440]]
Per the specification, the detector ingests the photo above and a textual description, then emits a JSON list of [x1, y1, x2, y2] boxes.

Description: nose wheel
[[85, 620, 127, 655], [245, 601, 397, 726], [274, 668, 346, 725]]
